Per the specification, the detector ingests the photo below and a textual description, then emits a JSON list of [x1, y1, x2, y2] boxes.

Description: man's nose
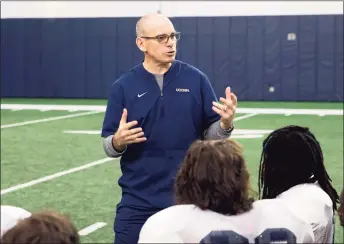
[[166, 36, 175, 46], [166, 39, 174, 47]]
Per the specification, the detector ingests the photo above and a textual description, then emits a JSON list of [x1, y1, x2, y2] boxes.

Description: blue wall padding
[[1, 15, 343, 101]]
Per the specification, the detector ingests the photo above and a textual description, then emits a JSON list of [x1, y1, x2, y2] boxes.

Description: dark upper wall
[[1, 15, 343, 101]]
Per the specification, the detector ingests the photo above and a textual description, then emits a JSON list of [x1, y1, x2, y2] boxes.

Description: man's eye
[[157, 35, 167, 41]]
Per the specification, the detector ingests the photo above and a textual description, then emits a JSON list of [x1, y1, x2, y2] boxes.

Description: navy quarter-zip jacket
[[101, 60, 221, 209]]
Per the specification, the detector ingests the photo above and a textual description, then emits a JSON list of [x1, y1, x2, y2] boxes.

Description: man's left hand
[[212, 86, 237, 130]]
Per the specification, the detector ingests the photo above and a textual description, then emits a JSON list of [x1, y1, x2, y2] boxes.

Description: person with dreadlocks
[[338, 188, 344, 227], [258, 125, 340, 243], [138, 139, 315, 243]]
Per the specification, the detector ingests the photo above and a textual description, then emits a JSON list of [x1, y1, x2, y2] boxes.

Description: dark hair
[[339, 188, 344, 226], [0, 210, 80, 244], [258, 125, 339, 211], [175, 139, 254, 215]]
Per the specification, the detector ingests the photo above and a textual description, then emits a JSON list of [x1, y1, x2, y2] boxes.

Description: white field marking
[[63, 130, 269, 139], [78, 222, 107, 236], [231, 134, 265, 139], [1, 104, 107, 112], [234, 113, 258, 121], [233, 129, 273, 134], [64, 130, 101, 135], [1, 158, 114, 195], [62, 114, 260, 135], [63, 128, 273, 136], [11, 109, 22, 112], [1, 104, 343, 116], [237, 108, 343, 115], [1, 111, 102, 129], [1, 108, 258, 194]]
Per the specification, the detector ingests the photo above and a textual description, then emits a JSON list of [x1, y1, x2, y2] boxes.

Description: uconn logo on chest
[[176, 88, 190, 93]]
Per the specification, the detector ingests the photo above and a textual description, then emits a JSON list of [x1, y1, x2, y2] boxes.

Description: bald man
[[101, 13, 237, 244]]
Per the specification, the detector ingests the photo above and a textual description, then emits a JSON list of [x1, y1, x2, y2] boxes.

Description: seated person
[[338, 189, 344, 226], [1, 209, 80, 244], [138, 139, 315, 243], [258, 125, 340, 243]]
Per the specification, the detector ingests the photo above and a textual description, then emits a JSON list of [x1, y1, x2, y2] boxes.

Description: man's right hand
[[112, 108, 147, 152]]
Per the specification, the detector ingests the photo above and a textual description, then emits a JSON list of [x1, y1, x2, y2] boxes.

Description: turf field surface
[[1, 99, 343, 243]]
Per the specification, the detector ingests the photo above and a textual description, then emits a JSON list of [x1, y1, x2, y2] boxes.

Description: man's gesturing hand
[[212, 87, 237, 130], [112, 108, 147, 152]]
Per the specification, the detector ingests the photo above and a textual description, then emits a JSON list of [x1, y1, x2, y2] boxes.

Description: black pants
[[114, 205, 162, 244]]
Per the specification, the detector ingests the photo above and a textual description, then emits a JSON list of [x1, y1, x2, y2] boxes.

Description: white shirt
[[138, 199, 315, 243], [277, 183, 334, 243], [1, 205, 31, 237]]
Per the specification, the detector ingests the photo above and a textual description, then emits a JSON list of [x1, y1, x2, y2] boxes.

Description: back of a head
[[258, 125, 339, 210], [339, 188, 344, 226], [175, 139, 254, 215], [0, 210, 80, 244]]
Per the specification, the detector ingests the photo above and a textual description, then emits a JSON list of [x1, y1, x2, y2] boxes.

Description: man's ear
[[136, 37, 147, 52]]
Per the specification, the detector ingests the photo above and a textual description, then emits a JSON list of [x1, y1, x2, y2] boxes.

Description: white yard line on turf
[[1, 104, 343, 115], [231, 134, 264, 139], [64, 130, 101, 134], [1, 104, 107, 112], [62, 114, 259, 135], [1, 111, 103, 129], [78, 222, 107, 236], [1, 158, 114, 195], [1, 113, 258, 195], [234, 113, 258, 121]]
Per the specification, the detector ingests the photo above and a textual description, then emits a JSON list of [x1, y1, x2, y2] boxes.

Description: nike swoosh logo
[[138, 92, 147, 98]]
